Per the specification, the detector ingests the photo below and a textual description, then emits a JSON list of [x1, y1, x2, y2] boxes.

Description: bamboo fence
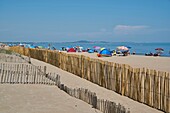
[[9, 46, 170, 113], [0, 61, 129, 113], [59, 84, 130, 113], [0, 53, 29, 63], [0, 63, 56, 85]]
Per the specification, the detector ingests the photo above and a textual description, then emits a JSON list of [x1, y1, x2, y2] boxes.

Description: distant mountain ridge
[[70, 40, 109, 43]]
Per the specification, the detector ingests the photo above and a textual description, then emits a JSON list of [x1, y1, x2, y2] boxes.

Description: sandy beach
[[30, 55, 164, 113], [65, 52, 170, 72], [1, 0, 170, 112], [0, 84, 102, 113], [0, 51, 169, 113]]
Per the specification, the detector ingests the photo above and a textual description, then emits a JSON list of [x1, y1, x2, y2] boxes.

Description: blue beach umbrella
[[93, 46, 101, 50], [127, 46, 131, 49]]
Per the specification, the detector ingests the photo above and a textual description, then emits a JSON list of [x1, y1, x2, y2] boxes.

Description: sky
[[0, 0, 170, 42]]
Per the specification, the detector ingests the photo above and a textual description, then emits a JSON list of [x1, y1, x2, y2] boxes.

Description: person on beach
[[52, 47, 56, 50], [113, 50, 116, 56], [48, 44, 51, 50]]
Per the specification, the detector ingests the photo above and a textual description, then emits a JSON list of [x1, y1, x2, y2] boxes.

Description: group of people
[[0, 43, 7, 49], [145, 52, 160, 56], [112, 50, 135, 56]]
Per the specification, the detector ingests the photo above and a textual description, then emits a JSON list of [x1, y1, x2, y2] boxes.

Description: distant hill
[[72, 40, 93, 43], [70, 40, 109, 43]]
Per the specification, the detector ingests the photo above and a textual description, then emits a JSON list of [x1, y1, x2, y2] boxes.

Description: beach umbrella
[[116, 46, 129, 55], [93, 46, 101, 50], [116, 46, 129, 51], [100, 47, 105, 51], [155, 48, 164, 54], [127, 46, 131, 49], [155, 48, 164, 51]]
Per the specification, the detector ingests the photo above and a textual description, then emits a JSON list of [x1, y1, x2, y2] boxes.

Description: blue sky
[[0, 0, 170, 42]]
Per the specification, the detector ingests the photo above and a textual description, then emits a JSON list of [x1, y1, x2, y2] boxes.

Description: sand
[[0, 84, 102, 113], [65, 52, 170, 72], [1, 52, 168, 113], [30, 55, 164, 113]]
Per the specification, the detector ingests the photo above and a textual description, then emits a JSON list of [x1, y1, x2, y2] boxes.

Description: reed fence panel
[[0, 63, 56, 85], [9, 46, 170, 113], [0, 62, 130, 113], [0, 53, 30, 63]]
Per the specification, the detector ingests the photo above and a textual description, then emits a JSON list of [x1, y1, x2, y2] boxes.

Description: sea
[[3, 42, 170, 57]]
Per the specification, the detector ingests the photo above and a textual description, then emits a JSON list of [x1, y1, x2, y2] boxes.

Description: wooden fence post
[[160, 71, 165, 111], [28, 56, 31, 64], [60, 84, 64, 90], [165, 72, 170, 113], [1, 64, 5, 83], [92, 95, 97, 109], [121, 64, 125, 96]]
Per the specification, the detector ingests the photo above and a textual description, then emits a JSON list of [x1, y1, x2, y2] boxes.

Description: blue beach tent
[[26, 44, 35, 48], [88, 49, 94, 53], [99, 49, 112, 57]]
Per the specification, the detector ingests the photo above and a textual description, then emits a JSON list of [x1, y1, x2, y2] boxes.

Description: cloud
[[114, 25, 150, 35], [114, 25, 149, 30]]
